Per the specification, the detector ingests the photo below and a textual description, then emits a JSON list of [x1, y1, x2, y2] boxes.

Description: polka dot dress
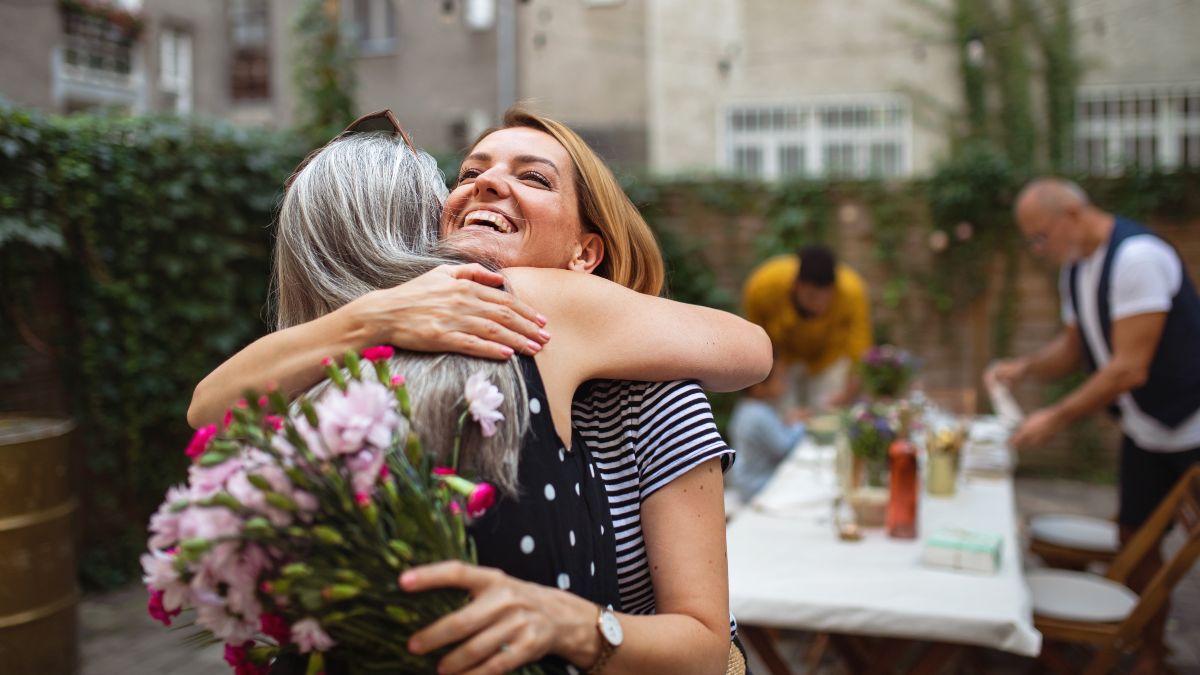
[[469, 356, 620, 615]]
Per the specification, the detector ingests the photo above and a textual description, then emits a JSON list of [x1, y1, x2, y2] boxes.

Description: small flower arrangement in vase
[[842, 402, 897, 528], [860, 345, 918, 400]]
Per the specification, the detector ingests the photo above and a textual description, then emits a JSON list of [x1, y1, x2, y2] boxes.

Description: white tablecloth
[[727, 427, 1041, 656]]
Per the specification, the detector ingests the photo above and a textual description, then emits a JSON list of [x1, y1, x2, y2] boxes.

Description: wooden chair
[[1028, 513, 1120, 571], [1027, 464, 1200, 675]]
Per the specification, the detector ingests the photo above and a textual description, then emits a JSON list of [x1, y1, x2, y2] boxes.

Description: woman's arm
[[401, 459, 730, 675], [187, 264, 548, 427], [504, 267, 772, 392]]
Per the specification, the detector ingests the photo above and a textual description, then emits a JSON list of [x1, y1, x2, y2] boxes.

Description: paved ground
[[78, 478, 1200, 674]]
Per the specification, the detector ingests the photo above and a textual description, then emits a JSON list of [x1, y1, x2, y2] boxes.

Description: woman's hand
[[344, 264, 550, 360], [400, 562, 595, 675]]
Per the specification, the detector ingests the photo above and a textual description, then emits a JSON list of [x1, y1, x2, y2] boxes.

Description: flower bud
[[333, 569, 369, 587], [387, 540, 414, 562], [344, 350, 363, 380], [282, 562, 313, 578], [385, 605, 418, 623], [312, 526, 345, 546], [247, 474, 274, 492], [321, 584, 360, 601]]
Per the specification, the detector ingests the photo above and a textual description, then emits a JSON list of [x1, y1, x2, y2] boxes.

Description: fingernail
[[408, 639, 422, 653], [536, 313, 548, 326], [400, 571, 416, 588], [538, 329, 551, 342], [526, 339, 542, 353], [500, 346, 514, 357]]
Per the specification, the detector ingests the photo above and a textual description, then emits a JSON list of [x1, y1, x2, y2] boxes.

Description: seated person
[[727, 363, 806, 501]]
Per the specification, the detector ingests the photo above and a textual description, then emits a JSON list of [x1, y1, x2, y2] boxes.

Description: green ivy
[[0, 105, 306, 589]]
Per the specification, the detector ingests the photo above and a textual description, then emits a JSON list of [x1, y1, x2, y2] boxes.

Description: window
[[61, 7, 135, 84], [229, 0, 269, 101], [724, 97, 911, 180], [350, 0, 398, 53], [1075, 85, 1200, 174], [159, 27, 192, 113]]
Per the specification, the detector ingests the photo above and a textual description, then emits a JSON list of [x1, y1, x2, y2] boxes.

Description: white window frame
[[721, 94, 913, 180], [1075, 83, 1200, 175], [347, 0, 398, 54], [159, 27, 192, 114]]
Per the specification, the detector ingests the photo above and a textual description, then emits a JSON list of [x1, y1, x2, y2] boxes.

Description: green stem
[[450, 410, 469, 471]]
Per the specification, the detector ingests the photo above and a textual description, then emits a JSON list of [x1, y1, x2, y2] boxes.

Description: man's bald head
[[1015, 178, 1090, 222], [1015, 177, 1101, 265]]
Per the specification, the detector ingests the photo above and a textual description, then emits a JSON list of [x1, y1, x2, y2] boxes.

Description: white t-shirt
[[1059, 233, 1200, 451]]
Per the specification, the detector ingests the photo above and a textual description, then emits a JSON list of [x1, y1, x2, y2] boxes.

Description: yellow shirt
[[742, 255, 872, 373]]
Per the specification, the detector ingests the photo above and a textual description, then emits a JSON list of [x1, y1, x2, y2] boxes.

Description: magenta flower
[[260, 612, 290, 645], [432, 466, 457, 476], [390, 374, 406, 388], [224, 641, 268, 675], [464, 371, 504, 437], [146, 588, 182, 626], [291, 617, 336, 653], [186, 424, 218, 460], [362, 345, 395, 362], [467, 483, 498, 518]]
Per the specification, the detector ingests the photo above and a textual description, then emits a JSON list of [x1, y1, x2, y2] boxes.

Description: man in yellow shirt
[[742, 245, 873, 410]]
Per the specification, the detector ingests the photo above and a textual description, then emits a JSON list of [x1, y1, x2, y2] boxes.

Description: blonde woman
[[191, 109, 766, 674]]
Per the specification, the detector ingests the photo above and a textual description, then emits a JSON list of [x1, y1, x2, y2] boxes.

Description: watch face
[[599, 610, 624, 646]]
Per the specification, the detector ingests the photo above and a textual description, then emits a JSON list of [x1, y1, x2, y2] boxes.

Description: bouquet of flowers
[[860, 345, 918, 399], [142, 347, 546, 675]]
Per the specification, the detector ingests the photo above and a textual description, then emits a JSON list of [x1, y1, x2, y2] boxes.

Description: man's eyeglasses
[[284, 109, 415, 190]]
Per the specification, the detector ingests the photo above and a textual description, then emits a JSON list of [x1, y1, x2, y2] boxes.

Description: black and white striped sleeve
[[632, 380, 734, 501]]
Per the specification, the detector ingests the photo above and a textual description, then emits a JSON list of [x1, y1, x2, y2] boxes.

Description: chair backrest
[[1104, 465, 1200, 651]]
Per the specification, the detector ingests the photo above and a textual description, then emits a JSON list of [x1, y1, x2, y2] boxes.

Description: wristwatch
[[587, 604, 623, 674]]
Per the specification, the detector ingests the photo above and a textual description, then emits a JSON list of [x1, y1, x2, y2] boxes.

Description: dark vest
[[1067, 216, 1200, 429]]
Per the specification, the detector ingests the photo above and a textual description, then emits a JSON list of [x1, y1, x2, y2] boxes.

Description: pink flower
[[447, 501, 462, 515], [390, 375, 406, 388], [147, 588, 182, 626], [177, 506, 243, 542], [345, 448, 386, 497], [464, 371, 504, 437], [432, 466, 457, 476], [467, 483, 497, 518], [362, 345, 395, 362], [223, 409, 234, 429], [264, 415, 283, 431], [355, 491, 371, 507], [224, 641, 268, 675], [321, 357, 334, 368], [928, 230, 949, 252], [260, 612, 290, 645], [186, 424, 218, 460], [141, 549, 188, 611], [316, 380, 401, 455], [291, 617, 336, 653], [954, 221, 974, 241], [148, 484, 189, 549]]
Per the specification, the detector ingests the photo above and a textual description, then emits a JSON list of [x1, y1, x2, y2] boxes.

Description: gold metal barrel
[[0, 416, 79, 674]]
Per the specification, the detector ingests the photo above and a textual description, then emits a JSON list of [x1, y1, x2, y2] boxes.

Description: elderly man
[[989, 177, 1200, 672], [742, 244, 872, 411]]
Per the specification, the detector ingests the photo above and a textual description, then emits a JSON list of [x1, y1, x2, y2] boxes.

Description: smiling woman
[[188, 106, 766, 675]]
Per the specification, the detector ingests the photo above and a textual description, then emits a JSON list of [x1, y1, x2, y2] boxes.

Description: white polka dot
[[575, 482, 581, 496], [589, 463, 595, 478], [529, 397, 542, 414], [557, 573, 570, 590], [520, 536, 535, 554], [590, 562, 595, 576], [559, 448, 565, 462], [568, 667, 581, 675], [600, 524, 605, 535], [569, 530, 576, 546], [544, 483, 556, 501]]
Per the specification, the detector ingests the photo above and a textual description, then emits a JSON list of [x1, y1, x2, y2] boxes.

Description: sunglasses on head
[[283, 109, 416, 190]]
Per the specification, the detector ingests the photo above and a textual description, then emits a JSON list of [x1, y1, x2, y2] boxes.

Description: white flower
[[140, 549, 189, 611], [292, 617, 336, 653], [464, 371, 504, 437], [316, 380, 401, 455]]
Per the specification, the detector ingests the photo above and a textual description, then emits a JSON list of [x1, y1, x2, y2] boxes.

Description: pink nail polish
[[538, 329, 551, 342], [526, 339, 542, 353], [500, 346, 515, 357], [536, 313, 548, 326]]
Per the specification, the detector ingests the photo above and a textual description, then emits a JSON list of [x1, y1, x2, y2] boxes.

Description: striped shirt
[[572, 378, 738, 637]]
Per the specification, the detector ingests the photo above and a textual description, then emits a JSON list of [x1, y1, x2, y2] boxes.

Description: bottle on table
[[886, 430, 919, 539]]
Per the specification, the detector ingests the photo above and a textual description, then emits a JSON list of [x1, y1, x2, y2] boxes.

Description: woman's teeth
[[463, 210, 513, 233]]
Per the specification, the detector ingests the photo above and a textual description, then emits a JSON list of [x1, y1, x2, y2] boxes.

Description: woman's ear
[[567, 233, 605, 274]]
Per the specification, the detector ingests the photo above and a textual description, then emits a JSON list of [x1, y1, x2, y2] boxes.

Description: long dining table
[[726, 416, 1042, 673]]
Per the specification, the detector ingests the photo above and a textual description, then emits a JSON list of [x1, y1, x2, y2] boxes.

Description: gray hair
[[274, 132, 529, 494], [1015, 177, 1092, 216]]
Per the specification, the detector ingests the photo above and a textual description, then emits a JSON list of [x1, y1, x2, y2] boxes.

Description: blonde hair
[[471, 107, 666, 296], [274, 133, 528, 493]]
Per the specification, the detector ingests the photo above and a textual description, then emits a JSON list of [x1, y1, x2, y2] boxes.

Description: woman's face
[[441, 127, 589, 269]]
